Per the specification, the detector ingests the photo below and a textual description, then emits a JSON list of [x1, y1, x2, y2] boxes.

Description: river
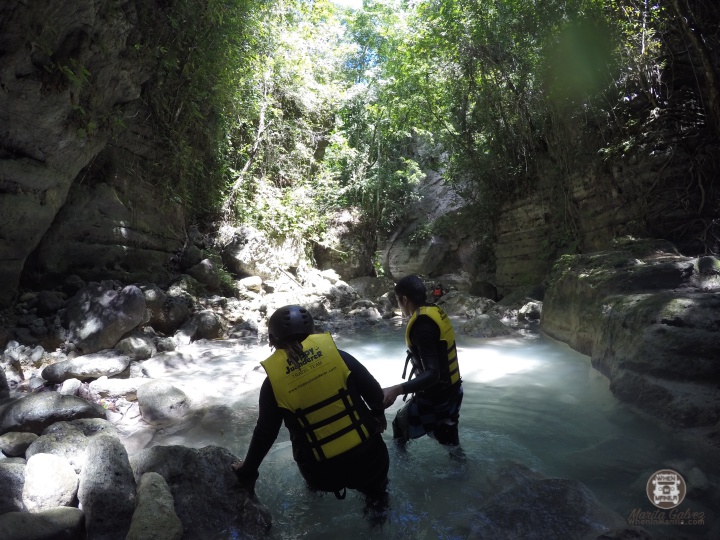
[[136, 320, 719, 539]]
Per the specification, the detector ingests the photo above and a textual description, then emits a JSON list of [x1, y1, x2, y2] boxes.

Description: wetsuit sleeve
[[238, 377, 283, 481], [402, 315, 441, 394], [339, 350, 385, 415]]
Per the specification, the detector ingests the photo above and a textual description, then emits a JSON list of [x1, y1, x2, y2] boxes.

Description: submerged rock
[[468, 461, 629, 539]]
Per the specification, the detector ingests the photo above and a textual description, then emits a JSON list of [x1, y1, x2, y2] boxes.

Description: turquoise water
[[145, 323, 719, 539]]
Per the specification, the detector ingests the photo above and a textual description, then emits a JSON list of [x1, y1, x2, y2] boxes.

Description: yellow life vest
[[261, 332, 370, 461], [405, 305, 460, 385]]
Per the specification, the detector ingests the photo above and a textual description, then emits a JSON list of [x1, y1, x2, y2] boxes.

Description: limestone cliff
[[0, 0, 184, 306], [540, 239, 720, 438]]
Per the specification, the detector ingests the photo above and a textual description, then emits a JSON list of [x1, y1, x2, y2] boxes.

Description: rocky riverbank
[[1, 249, 546, 540], [541, 238, 720, 449]]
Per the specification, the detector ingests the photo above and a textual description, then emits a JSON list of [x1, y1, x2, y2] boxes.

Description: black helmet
[[268, 305, 314, 347]]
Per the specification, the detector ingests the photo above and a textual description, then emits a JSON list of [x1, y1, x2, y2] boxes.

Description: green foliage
[[139, 0, 270, 219], [137, 0, 695, 262]]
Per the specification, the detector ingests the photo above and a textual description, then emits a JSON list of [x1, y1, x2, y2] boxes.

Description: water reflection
[[142, 324, 719, 539]]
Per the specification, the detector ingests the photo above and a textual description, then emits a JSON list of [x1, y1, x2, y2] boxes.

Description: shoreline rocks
[[541, 239, 720, 446]]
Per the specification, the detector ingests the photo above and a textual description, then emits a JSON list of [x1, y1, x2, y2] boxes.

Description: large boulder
[[78, 434, 136, 540], [130, 445, 272, 539], [313, 210, 376, 280], [126, 472, 183, 540], [22, 453, 78, 513], [437, 290, 495, 316], [65, 283, 146, 354], [468, 462, 627, 539], [541, 239, 720, 433], [136, 380, 191, 426], [174, 310, 224, 345], [0, 507, 85, 540], [220, 225, 306, 281], [460, 314, 515, 338], [0, 393, 105, 435], [41, 349, 132, 384], [0, 462, 25, 514], [0, 432, 38, 457], [141, 284, 192, 336], [26, 418, 118, 474]]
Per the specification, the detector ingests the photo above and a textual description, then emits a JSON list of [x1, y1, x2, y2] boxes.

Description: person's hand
[[374, 412, 387, 434], [232, 460, 257, 495], [382, 385, 403, 409]]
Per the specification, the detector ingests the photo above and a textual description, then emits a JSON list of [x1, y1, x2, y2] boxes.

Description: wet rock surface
[[541, 239, 720, 443]]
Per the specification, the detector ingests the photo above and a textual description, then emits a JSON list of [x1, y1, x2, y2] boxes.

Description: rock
[[313, 210, 376, 279], [41, 349, 131, 384], [438, 290, 495, 316], [186, 258, 222, 292], [347, 276, 395, 300], [237, 275, 263, 293], [115, 333, 157, 360], [136, 380, 190, 426], [26, 418, 118, 474], [541, 240, 720, 431], [57, 378, 83, 396], [155, 337, 176, 352], [126, 472, 183, 540], [27, 377, 45, 392], [0, 507, 85, 540], [0, 432, 38, 457], [0, 393, 105, 435], [66, 283, 146, 354], [324, 281, 357, 309], [22, 453, 78, 513], [178, 243, 204, 270], [220, 225, 306, 281], [0, 462, 25, 514], [460, 314, 515, 338], [470, 280, 499, 300], [130, 445, 272, 539], [468, 462, 626, 539], [174, 310, 223, 345], [78, 434, 136, 540], [35, 291, 66, 316], [62, 275, 87, 297], [88, 377, 149, 402], [0, 369, 9, 399], [149, 292, 192, 337], [348, 306, 382, 320], [518, 301, 542, 321]]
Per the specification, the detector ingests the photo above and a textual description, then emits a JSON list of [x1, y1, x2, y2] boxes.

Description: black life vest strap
[[295, 388, 368, 462]]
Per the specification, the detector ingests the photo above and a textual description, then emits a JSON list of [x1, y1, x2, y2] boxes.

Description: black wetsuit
[[237, 350, 389, 498], [394, 313, 463, 445]]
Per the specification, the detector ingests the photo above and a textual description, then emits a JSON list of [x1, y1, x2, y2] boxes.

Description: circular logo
[[646, 469, 686, 509]]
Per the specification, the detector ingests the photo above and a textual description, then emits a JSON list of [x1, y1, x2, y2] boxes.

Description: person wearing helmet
[[383, 275, 463, 452], [233, 305, 389, 521]]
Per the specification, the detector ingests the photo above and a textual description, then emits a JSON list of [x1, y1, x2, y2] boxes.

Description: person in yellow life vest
[[383, 275, 464, 451], [232, 305, 389, 520]]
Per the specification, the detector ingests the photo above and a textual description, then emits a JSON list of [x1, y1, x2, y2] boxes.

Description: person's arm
[[383, 316, 441, 406], [233, 377, 283, 493], [340, 350, 387, 432]]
